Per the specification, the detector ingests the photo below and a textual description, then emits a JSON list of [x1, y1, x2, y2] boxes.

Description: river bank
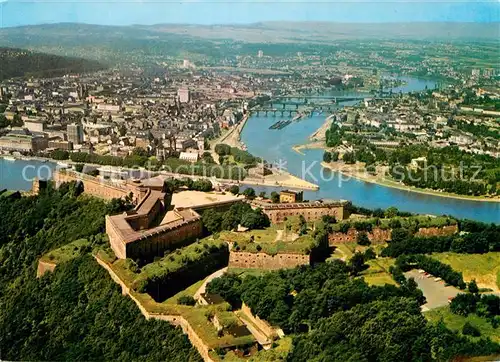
[[217, 113, 250, 150], [309, 114, 334, 141], [320, 161, 500, 203], [0, 153, 319, 192], [213, 113, 319, 190]]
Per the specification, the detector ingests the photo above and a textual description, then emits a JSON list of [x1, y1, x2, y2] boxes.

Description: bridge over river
[[253, 95, 382, 116]]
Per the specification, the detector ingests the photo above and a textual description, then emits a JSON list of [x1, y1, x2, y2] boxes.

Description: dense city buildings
[[67, 123, 84, 145]]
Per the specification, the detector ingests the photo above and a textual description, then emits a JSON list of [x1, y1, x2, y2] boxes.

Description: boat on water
[[2, 156, 16, 162], [269, 120, 285, 129], [276, 120, 292, 130]]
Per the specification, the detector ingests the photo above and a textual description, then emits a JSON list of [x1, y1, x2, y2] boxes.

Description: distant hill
[[0, 47, 105, 81], [142, 21, 500, 43], [0, 22, 497, 66]]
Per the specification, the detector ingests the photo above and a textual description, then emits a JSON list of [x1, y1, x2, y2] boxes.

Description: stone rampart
[[415, 224, 458, 237], [328, 227, 391, 245], [260, 202, 349, 224], [328, 224, 459, 245], [94, 255, 215, 362], [241, 303, 280, 340], [229, 251, 310, 270], [53, 170, 133, 200]]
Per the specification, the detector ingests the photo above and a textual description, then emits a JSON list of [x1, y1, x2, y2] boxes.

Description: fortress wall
[[36, 260, 57, 277], [241, 303, 277, 340], [415, 224, 458, 237], [53, 171, 130, 200], [127, 220, 203, 260], [329, 225, 458, 245], [229, 251, 310, 270], [93, 255, 215, 362], [155, 315, 214, 362], [263, 205, 347, 224], [106, 216, 127, 259], [368, 228, 392, 242], [328, 228, 358, 244]]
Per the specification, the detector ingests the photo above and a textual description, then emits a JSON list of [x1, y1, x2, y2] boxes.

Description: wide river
[[0, 77, 498, 223], [241, 77, 500, 223]]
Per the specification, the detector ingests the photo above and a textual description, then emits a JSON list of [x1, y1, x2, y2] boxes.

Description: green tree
[[462, 322, 481, 337], [348, 252, 367, 276], [214, 143, 231, 156], [323, 151, 332, 163], [468, 279, 479, 294], [356, 232, 371, 246], [242, 188, 256, 199], [177, 295, 196, 306], [342, 152, 356, 164], [385, 207, 399, 218]]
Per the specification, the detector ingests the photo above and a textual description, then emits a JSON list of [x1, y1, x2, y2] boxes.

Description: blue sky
[[1, 0, 499, 27]]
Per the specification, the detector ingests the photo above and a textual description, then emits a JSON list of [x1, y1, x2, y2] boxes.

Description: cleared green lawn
[[362, 272, 397, 286], [430, 252, 500, 291], [361, 257, 397, 286], [222, 336, 292, 362], [41, 239, 90, 264], [425, 306, 500, 343]]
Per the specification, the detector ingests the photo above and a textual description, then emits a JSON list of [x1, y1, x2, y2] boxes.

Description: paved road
[[193, 267, 228, 301], [405, 270, 460, 311]]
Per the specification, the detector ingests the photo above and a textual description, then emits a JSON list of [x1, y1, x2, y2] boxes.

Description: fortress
[[256, 200, 351, 224], [328, 224, 459, 245], [36, 170, 244, 260], [228, 251, 310, 270]]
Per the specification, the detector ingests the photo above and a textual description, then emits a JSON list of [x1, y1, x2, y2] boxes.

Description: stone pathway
[[193, 267, 228, 301]]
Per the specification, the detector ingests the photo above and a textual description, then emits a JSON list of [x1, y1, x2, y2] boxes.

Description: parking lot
[[404, 270, 461, 311]]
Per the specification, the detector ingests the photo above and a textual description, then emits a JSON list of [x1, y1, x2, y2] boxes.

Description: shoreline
[[320, 161, 500, 203], [309, 114, 334, 141], [0, 152, 319, 192]]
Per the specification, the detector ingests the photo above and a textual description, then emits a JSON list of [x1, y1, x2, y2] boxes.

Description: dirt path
[[193, 267, 228, 301]]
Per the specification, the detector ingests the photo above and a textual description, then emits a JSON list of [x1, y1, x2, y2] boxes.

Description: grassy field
[[41, 239, 90, 264], [430, 252, 500, 291], [220, 227, 316, 255], [361, 257, 397, 286], [327, 242, 396, 286], [227, 267, 270, 278], [425, 306, 500, 343], [221, 336, 292, 362]]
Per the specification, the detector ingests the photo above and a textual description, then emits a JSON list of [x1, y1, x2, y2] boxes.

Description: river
[[1, 78, 498, 223], [0, 158, 56, 191], [240, 77, 500, 223]]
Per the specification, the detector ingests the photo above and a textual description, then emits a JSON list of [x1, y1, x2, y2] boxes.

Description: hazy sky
[[1, 0, 499, 27]]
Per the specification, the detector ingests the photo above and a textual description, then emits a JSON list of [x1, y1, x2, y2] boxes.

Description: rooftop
[[171, 190, 244, 210]]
